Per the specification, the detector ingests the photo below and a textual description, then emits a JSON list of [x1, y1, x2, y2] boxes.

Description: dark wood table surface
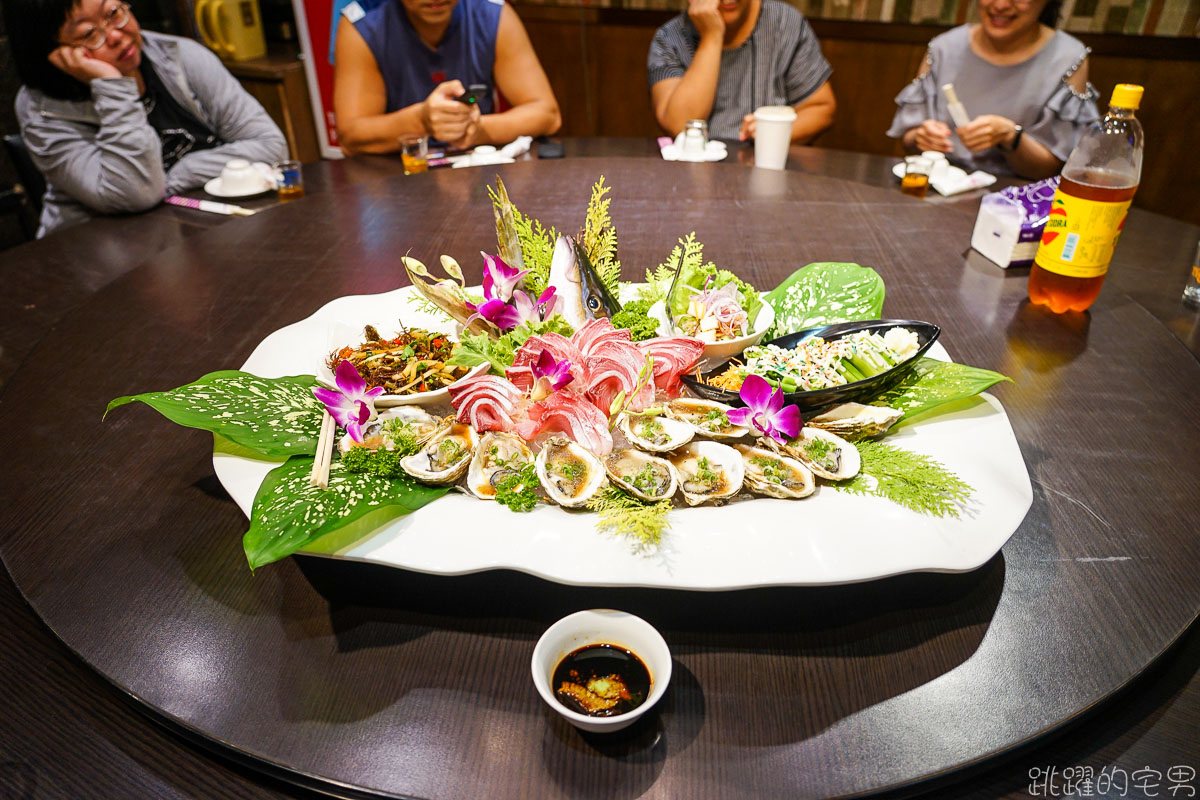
[[2, 140, 1198, 799]]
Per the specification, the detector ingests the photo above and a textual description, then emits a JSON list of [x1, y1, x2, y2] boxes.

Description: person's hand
[[738, 113, 755, 141], [910, 119, 952, 153], [421, 80, 473, 144], [48, 46, 122, 83], [957, 115, 1017, 152], [687, 0, 725, 41], [449, 103, 483, 150]]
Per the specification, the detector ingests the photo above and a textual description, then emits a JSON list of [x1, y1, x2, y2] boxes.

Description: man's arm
[[650, 0, 725, 136], [333, 21, 430, 155], [472, 3, 561, 146], [737, 80, 835, 143], [790, 80, 835, 143]]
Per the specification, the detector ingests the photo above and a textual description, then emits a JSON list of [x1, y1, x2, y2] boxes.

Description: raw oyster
[[467, 432, 535, 500], [769, 427, 860, 481], [605, 448, 678, 502], [618, 413, 693, 453], [535, 436, 606, 508], [338, 406, 440, 455], [735, 443, 815, 499], [400, 421, 477, 485], [669, 441, 744, 506], [806, 403, 903, 440], [663, 398, 750, 440]]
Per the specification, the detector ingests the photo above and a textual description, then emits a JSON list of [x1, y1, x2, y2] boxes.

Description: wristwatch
[[1004, 124, 1024, 152]]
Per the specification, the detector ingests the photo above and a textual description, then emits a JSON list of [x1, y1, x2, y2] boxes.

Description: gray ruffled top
[[886, 26, 1100, 176]]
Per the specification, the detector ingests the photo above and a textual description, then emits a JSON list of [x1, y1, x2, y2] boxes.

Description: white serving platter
[[213, 286, 1032, 590]]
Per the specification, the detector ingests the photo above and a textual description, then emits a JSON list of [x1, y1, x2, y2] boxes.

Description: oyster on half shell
[[535, 436, 606, 508], [618, 413, 694, 453], [806, 403, 903, 440], [736, 443, 815, 499], [467, 432, 535, 500], [399, 421, 477, 485], [338, 406, 441, 455], [663, 398, 750, 440], [669, 441, 744, 506], [605, 448, 678, 502], [768, 427, 860, 481]]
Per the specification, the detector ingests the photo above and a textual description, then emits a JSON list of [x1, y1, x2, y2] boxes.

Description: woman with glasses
[[4, 0, 287, 236], [886, 0, 1099, 179]]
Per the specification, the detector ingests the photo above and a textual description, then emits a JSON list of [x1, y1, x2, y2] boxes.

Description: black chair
[[3, 134, 46, 218]]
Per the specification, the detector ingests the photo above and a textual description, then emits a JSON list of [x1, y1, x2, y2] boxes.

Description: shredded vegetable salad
[[707, 327, 920, 393], [329, 325, 471, 395], [674, 282, 749, 343]]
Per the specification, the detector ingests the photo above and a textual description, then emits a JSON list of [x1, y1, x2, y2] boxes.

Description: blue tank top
[[353, 0, 502, 116]]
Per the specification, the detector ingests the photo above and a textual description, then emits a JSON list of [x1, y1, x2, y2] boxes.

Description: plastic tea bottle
[[1028, 84, 1144, 313]]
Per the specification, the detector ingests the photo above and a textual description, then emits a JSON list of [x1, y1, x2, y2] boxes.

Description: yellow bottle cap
[[1110, 84, 1143, 110]]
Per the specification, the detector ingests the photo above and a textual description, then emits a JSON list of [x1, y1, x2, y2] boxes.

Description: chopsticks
[[165, 195, 256, 216], [310, 411, 335, 489]]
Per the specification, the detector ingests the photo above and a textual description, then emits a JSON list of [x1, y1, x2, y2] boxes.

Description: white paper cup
[[753, 105, 796, 171], [219, 159, 265, 194]]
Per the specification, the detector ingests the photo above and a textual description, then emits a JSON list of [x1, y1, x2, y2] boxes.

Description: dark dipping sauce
[[552, 643, 651, 717]]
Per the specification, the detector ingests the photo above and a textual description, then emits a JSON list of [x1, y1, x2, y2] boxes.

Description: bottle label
[[1034, 192, 1132, 278]]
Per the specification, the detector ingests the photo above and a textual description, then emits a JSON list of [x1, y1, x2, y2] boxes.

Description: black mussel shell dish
[[681, 319, 941, 412]]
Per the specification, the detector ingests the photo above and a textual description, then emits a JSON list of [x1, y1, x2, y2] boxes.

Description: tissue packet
[[970, 177, 1060, 268]]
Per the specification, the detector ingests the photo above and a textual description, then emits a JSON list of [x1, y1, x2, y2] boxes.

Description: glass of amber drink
[[401, 136, 429, 175], [901, 156, 932, 199], [274, 160, 304, 201]]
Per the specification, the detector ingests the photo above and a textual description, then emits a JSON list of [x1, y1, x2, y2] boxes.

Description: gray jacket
[[15, 31, 288, 236]]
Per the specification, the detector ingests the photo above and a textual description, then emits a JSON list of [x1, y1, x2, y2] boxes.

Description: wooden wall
[[517, 5, 1200, 225]]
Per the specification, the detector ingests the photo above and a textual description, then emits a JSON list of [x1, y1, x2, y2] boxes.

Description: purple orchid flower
[[481, 253, 528, 303], [726, 374, 801, 444], [528, 349, 574, 402], [464, 297, 523, 331], [511, 286, 559, 326], [312, 359, 385, 443]]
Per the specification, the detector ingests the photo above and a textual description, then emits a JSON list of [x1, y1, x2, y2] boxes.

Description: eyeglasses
[[65, 3, 131, 51]]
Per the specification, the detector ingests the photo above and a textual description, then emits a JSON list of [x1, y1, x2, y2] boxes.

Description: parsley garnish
[[495, 463, 540, 512]]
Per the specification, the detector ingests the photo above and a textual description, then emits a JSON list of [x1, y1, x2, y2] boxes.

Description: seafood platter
[[108, 178, 1033, 589]]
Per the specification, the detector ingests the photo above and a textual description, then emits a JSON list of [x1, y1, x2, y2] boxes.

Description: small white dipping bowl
[[648, 295, 775, 370], [531, 609, 672, 733]]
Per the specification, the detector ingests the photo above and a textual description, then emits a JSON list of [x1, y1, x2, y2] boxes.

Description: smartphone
[[537, 140, 565, 159], [456, 83, 489, 106]]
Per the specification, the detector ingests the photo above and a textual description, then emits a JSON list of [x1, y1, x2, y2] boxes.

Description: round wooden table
[[1, 141, 1198, 799]]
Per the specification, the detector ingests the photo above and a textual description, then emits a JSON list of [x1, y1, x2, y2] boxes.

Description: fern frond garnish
[[641, 232, 713, 303], [582, 176, 621, 296], [586, 485, 671, 550], [833, 441, 973, 518]]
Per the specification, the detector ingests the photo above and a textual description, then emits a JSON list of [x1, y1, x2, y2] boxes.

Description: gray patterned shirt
[[647, 0, 832, 139]]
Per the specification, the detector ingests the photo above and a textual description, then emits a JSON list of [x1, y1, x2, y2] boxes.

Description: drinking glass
[[274, 160, 304, 201], [1184, 240, 1200, 306], [401, 136, 429, 175], [901, 156, 932, 199]]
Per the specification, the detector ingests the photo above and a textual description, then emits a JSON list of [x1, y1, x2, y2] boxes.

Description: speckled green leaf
[[763, 263, 885, 338], [243, 456, 447, 570], [106, 371, 323, 457], [869, 358, 1011, 422]]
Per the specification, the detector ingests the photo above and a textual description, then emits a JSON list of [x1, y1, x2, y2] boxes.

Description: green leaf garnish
[[587, 485, 671, 550], [833, 441, 972, 518], [243, 456, 448, 569], [447, 316, 575, 375], [610, 298, 659, 341], [106, 371, 323, 457], [869, 358, 1011, 422], [762, 262, 885, 338]]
